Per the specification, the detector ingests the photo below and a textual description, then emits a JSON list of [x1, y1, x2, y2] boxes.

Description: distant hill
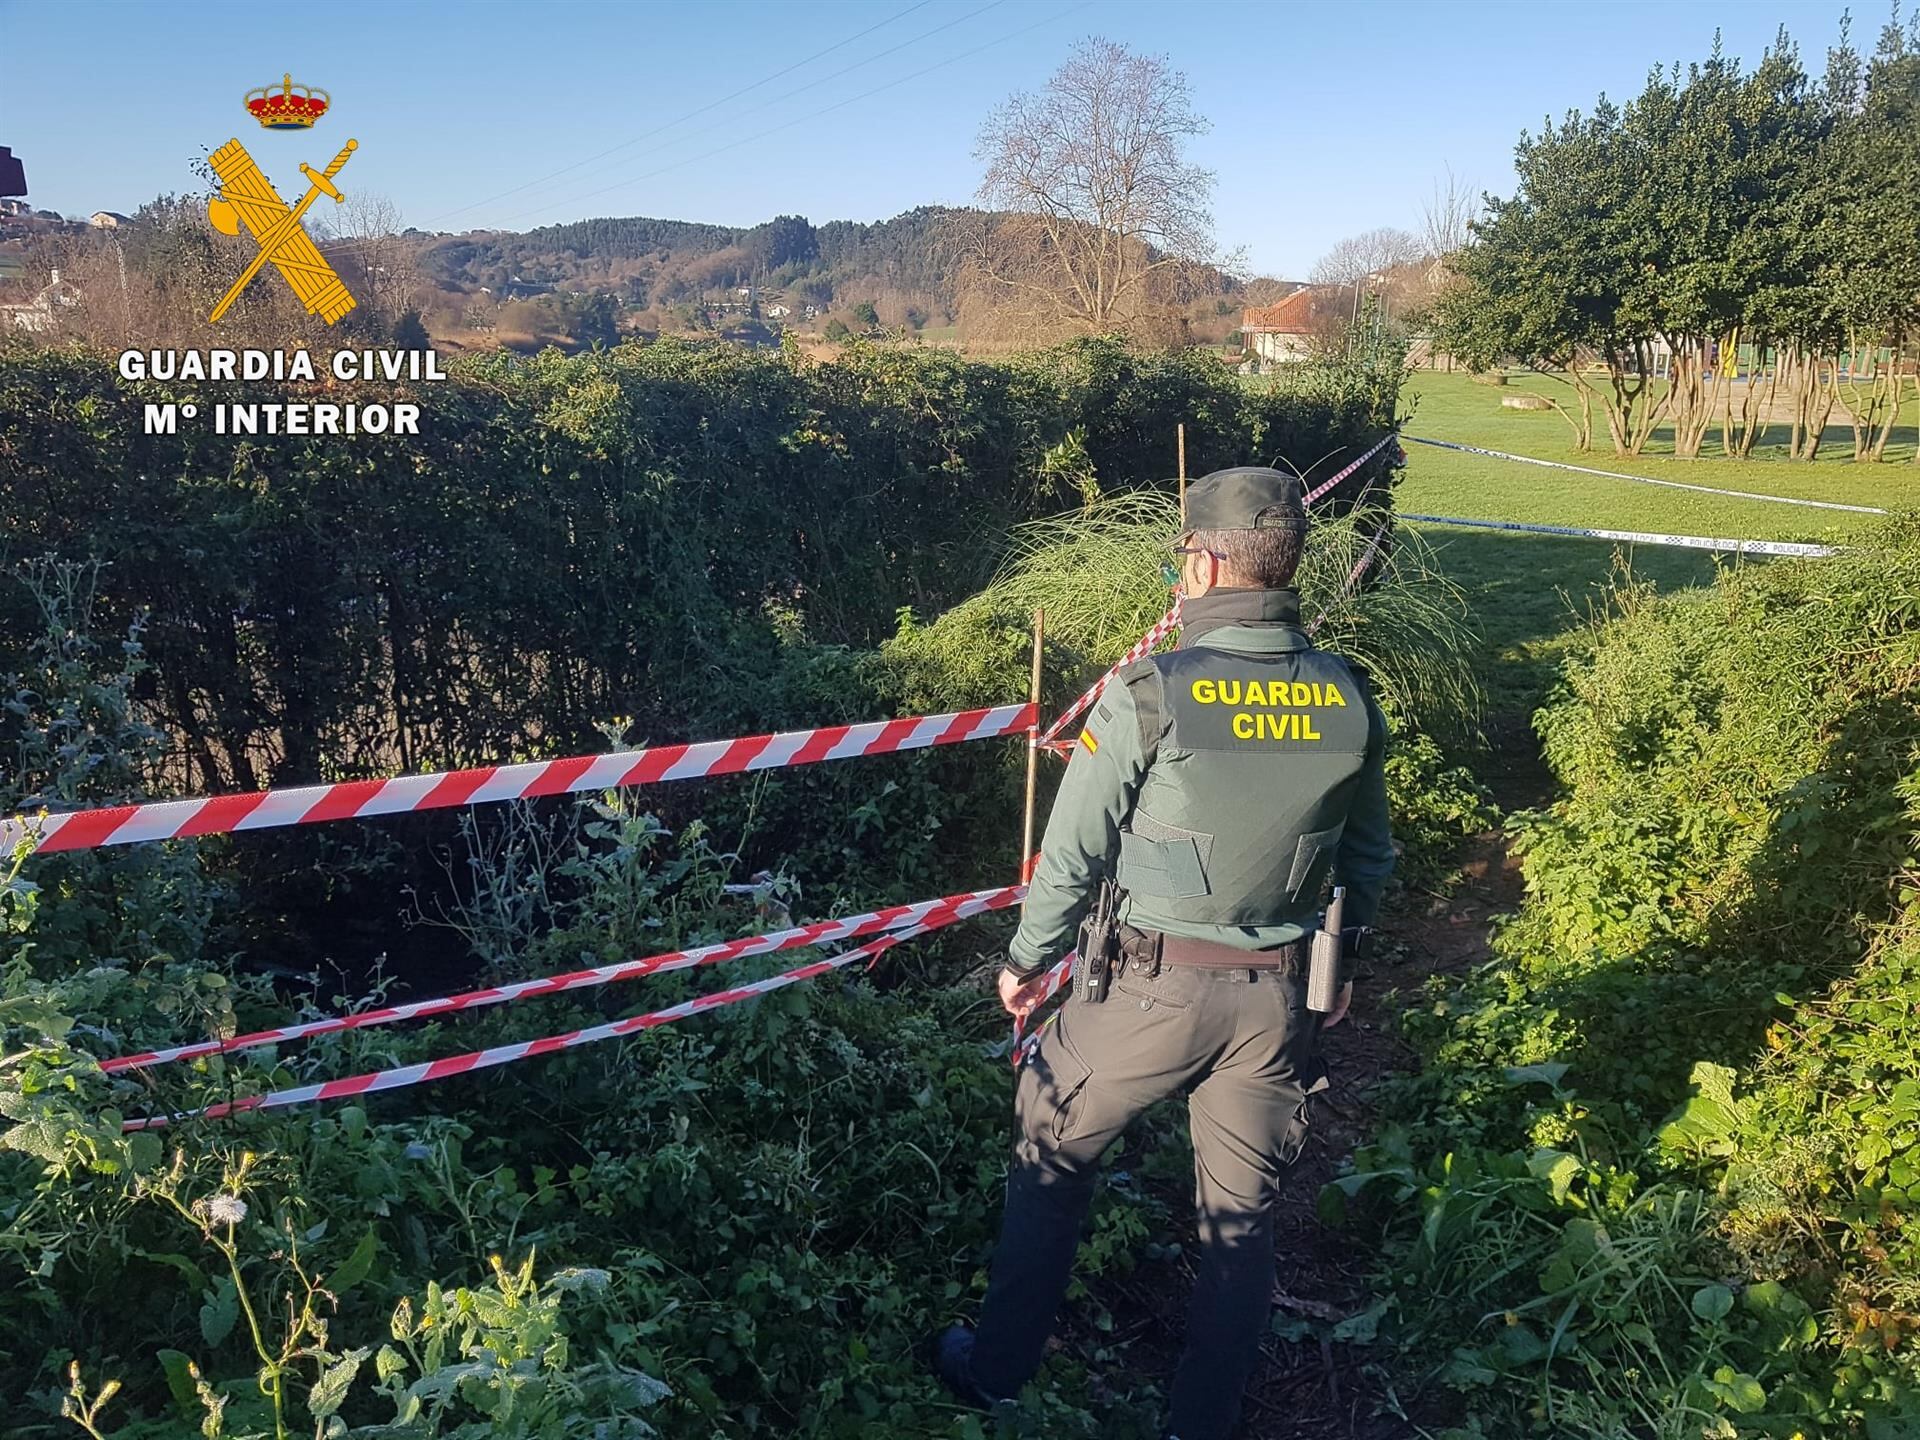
[[413, 206, 1259, 351], [420, 207, 967, 317]]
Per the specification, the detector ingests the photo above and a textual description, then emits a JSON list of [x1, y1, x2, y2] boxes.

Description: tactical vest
[[1115, 641, 1373, 932]]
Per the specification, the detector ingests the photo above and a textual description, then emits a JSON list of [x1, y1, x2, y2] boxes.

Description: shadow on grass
[[1412, 527, 1723, 800]]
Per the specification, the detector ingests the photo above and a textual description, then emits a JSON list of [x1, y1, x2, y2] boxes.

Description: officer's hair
[[1192, 521, 1304, 588]]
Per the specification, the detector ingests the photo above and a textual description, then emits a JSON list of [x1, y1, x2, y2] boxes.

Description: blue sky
[[0, 0, 1865, 278]]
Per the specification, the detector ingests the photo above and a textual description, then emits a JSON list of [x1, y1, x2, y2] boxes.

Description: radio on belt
[[1307, 886, 1345, 1013]]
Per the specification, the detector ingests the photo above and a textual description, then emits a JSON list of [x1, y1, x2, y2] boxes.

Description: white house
[[1239, 289, 1322, 365], [766, 303, 791, 319], [88, 211, 130, 228], [0, 268, 81, 332]]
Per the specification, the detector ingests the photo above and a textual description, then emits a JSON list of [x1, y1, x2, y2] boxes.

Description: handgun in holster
[[1073, 878, 1123, 1004]]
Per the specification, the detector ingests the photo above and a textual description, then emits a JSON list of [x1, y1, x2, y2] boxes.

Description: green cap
[[1180, 466, 1307, 537]]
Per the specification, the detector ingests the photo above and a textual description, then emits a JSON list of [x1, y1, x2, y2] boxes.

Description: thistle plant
[[138, 1150, 342, 1440]]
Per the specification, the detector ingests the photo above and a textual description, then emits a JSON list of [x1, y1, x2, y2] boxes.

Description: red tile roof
[[1241, 289, 1319, 334]]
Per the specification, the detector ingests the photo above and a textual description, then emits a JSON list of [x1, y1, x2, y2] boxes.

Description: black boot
[[931, 1325, 1011, 1411]]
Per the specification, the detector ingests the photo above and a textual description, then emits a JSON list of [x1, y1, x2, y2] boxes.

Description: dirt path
[[1237, 829, 1525, 1438], [1057, 824, 1527, 1438]]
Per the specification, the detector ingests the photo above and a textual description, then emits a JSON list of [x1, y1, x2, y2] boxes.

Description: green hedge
[[1337, 520, 1920, 1436], [0, 336, 1397, 797]]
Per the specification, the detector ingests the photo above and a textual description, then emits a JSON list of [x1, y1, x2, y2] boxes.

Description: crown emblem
[[245, 74, 330, 130]]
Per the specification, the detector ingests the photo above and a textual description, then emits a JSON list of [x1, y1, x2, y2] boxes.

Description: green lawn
[[1388, 371, 1916, 763], [1397, 370, 1914, 543]]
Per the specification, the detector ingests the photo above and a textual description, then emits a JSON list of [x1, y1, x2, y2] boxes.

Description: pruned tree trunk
[[1523, 360, 1597, 449], [1719, 332, 1773, 459], [1667, 334, 1725, 459], [1796, 352, 1842, 462], [1604, 339, 1670, 456]]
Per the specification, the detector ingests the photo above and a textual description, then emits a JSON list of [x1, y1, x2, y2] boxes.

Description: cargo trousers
[[970, 957, 1326, 1440]]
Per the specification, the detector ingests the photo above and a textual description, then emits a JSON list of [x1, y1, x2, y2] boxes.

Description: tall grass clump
[[1334, 516, 1920, 1437], [885, 488, 1495, 884]]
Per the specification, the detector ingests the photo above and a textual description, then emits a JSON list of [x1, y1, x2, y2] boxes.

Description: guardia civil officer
[[934, 466, 1395, 1440]]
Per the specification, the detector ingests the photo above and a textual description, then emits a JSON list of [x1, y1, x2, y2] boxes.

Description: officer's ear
[[1188, 548, 1220, 598]]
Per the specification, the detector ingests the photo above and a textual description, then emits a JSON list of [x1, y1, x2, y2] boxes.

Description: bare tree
[[958, 37, 1218, 339], [1309, 227, 1424, 289], [316, 193, 422, 333], [1420, 167, 1479, 261]]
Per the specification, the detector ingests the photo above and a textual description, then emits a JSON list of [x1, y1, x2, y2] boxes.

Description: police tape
[[4, 702, 1037, 857], [1400, 513, 1835, 558], [1035, 603, 1184, 752], [1301, 430, 1402, 506], [1307, 523, 1393, 635], [101, 884, 1026, 1074], [121, 887, 1023, 1131], [1401, 436, 1885, 516]]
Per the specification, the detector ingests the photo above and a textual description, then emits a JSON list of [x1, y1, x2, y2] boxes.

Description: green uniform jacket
[[1008, 587, 1395, 978]]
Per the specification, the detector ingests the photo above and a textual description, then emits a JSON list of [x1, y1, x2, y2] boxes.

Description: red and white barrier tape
[[7, 703, 1036, 857], [123, 888, 1021, 1130], [1307, 523, 1393, 635], [1301, 431, 1401, 507], [1010, 954, 1075, 1066], [1035, 604, 1183, 752], [102, 884, 1025, 1074]]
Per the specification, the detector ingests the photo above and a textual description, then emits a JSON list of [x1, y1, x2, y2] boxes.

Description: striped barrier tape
[[1034, 603, 1183, 752], [5, 702, 1037, 857], [1301, 430, 1401, 507], [123, 887, 1022, 1130], [1010, 954, 1074, 1067], [1400, 513, 1835, 558], [101, 884, 1025, 1074], [1308, 522, 1394, 635], [1402, 435, 1885, 515]]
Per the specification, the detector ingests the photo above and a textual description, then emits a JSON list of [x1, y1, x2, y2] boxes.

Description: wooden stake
[[1177, 423, 1187, 521], [1021, 607, 1045, 878]]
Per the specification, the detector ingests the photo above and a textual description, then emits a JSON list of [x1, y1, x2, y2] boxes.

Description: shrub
[[1337, 521, 1920, 1435]]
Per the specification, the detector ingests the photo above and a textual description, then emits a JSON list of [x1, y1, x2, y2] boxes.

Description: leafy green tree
[[568, 291, 620, 349], [1798, 13, 1920, 460], [852, 300, 879, 330], [743, 213, 817, 272], [1433, 104, 1628, 451]]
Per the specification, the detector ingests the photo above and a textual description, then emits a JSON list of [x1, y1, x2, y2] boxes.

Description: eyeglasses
[[1162, 544, 1224, 588]]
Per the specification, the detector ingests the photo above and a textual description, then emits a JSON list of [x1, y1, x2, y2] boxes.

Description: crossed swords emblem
[[205, 137, 359, 324]]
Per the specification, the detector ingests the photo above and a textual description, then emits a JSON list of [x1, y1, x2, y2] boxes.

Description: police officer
[[935, 466, 1395, 1440]]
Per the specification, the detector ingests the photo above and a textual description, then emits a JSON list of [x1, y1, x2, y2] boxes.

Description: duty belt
[[1119, 924, 1306, 974]]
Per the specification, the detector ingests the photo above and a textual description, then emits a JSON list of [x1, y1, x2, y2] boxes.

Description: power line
[[419, 0, 938, 229], [487, 0, 1090, 232]]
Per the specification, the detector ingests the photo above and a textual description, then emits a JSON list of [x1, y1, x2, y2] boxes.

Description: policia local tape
[[1402, 435, 1885, 516], [102, 884, 1025, 1074], [1401, 513, 1835, 558], [5, 703, 1036, 857], [122, 888, 1022, 1131]]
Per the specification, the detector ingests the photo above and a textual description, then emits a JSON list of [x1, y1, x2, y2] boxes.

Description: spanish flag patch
[[1078, 728, 1098, 754]]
